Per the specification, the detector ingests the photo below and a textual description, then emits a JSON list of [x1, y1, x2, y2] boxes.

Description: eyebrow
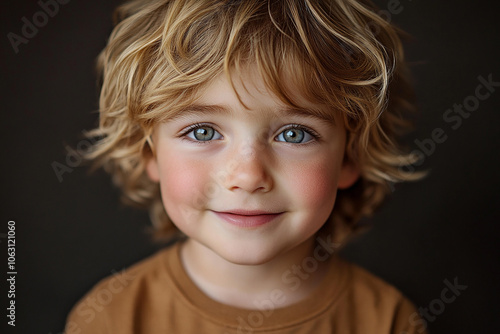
[[168, 104, 230, 121], [167, 104, 336, 124], [276, 106, 336, 124]]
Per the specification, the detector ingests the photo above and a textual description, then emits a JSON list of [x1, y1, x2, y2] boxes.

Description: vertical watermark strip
[[6, 220, 17, 327]]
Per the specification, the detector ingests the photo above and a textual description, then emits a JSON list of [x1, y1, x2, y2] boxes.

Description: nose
[[221, 140, 273, 193]]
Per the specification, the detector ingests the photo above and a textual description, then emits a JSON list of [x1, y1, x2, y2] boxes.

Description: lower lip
[[213, 211, 283, 228]]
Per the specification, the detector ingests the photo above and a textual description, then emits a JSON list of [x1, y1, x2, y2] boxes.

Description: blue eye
[[185, 124, 223, 142], [276, 126, 315, 144]]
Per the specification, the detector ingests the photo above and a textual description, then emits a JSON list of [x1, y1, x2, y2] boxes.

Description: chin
[[213, 243, 280, 266]]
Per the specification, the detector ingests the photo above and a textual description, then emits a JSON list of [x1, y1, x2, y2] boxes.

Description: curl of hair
[[84, 0, 424, 242]]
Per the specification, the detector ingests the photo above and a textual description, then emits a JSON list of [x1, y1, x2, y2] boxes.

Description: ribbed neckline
[[161, 241, 351, 331]]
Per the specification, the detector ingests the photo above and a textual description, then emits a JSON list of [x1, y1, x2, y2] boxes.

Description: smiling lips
[[212, 210, 284, 228]]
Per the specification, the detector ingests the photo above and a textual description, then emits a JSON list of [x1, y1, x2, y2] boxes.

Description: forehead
[[198, 71, 284, 113], [167, 70, 338, 125]]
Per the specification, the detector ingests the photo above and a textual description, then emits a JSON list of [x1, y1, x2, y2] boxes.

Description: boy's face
[[146, 69, 359, 265]]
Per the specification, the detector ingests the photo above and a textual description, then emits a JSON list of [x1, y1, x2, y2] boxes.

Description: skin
[[146, 69, 359, 308]]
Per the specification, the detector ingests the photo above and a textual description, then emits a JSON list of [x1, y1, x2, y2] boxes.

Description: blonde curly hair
[[84, 0, 423, 242]]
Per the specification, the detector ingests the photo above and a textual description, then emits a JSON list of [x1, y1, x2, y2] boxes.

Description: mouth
[[211, 210, 284, 228]]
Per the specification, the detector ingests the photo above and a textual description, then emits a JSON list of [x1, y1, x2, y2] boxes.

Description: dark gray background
[[1, 0, 499, 333]]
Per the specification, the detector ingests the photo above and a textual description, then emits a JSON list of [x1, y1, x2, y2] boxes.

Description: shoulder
[[342, 259, 406, 304], [335, 257, 427, 333], [65, 244, 177, 334]]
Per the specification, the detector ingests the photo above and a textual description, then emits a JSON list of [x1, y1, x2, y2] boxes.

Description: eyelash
[[179, 122, 321, 144]]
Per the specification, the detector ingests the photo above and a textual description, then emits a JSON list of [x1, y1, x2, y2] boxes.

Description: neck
[[180, 237, 329, 309]]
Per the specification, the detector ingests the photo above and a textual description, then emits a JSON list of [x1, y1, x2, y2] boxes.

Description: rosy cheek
[[286, 160, 339, 210], [158, 156, 210, 220]]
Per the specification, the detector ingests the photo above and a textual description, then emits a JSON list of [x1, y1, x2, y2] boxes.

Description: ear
[[145, 156, 160, 182], [337, 159, 360, 189]]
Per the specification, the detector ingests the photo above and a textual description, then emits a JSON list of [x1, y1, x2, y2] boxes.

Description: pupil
[[285, 129, 303, 143], [195, 127, 213, 141]]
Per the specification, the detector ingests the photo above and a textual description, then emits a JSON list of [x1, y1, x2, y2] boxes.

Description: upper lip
[[213, 209, 283, 216]]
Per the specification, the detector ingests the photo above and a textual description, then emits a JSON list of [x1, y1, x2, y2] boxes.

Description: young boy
[[66, 0, 426, 333]]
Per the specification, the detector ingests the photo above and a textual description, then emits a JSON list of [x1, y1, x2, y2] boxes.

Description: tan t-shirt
[[65, 242, 427, 333]]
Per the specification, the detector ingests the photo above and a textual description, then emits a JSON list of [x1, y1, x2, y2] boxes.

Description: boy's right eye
[[182, 123, 223, 142]]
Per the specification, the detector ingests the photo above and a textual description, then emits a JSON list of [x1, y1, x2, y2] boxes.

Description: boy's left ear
[[337, 159, 360, 189]]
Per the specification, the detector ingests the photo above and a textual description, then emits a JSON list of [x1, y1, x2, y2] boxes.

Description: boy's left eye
[[275, 126, 316, 144]]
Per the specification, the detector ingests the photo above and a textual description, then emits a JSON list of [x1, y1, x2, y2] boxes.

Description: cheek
[[284, 158, 340, 211], [156, 154, 212, 220]]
